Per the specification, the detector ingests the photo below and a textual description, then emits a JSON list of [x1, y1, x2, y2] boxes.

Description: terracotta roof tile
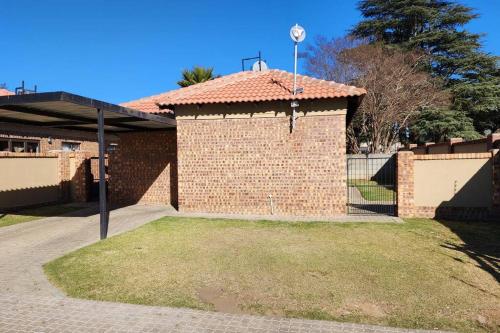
[[0, 88, 14, 96], [121, 70, 365, 113]]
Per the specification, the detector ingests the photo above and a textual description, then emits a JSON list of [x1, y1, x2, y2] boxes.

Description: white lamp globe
[[290, 24, 306, 43]]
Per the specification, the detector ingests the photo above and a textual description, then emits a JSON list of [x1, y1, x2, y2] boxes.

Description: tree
[[303, 38, 449, 153], [303, 36, 364, 83], [351, 0, 499, 133], [451, 66, 500, 132], [411, 108, 480, 143], [177, 66, 216, 87]]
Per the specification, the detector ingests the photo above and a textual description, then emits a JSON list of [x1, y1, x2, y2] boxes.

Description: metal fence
[[347, 154, 396, 215]]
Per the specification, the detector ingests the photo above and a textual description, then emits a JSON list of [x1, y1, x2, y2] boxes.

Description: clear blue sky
[[1, 0, 498, 104]]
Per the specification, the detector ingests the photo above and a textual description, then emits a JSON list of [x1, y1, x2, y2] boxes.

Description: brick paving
[[0, 293, 447, 333], [0, 204, 444, 332]]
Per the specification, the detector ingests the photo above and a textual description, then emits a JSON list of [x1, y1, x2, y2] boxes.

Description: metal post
[[293, 42, 298, 95], [97, 108, 108, 240], [291, 42, 298, 131]]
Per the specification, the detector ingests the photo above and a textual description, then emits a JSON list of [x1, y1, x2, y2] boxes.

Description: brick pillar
[[58, 153, 71, 202], [487, 133, 500, 151], [492, 149, 500, 217], [396, 151, 415, 218], [449, 138, 463, 153], [70, 152, 90, 202]]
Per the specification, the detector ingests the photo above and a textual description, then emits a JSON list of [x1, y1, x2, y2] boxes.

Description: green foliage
[[177, 66, 216, 87], [351, 0, 493, 83], [411, 108, 480, 143], [352, 0, 500, 133], [452, 70, 500, 132]]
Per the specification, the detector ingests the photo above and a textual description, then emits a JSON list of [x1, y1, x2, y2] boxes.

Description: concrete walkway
[[0, 204, 443, 333], [165, 207, 403, 223]]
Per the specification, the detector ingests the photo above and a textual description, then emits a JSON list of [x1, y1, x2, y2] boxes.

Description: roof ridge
[[121, 71, 262, 106], [156, 70, 265, 105]]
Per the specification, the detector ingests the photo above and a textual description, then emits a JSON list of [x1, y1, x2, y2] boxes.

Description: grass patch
[[44, 217, 500, 332], [349, 179, 395, 201], [0, 203, 87, 228]]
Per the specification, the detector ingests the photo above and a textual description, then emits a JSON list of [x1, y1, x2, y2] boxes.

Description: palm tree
[[177, 66, 216, 87]]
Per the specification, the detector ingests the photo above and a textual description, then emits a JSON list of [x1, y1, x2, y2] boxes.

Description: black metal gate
[[347, 154, 396, 215]]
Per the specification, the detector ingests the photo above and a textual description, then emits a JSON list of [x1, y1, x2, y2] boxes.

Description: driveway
[[0, 204, 446, 333]]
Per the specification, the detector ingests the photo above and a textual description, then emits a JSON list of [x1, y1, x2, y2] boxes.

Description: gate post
[[396, 151, 415, 218], [97, 108, 109, 240], [492, 149, 500, 218]]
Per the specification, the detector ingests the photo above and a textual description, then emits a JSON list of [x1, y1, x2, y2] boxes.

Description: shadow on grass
[[438, 220, 500, 283]]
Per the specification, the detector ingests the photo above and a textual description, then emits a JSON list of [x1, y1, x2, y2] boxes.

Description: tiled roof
[[121, 70, 366, 113], [0, 88, 14, 96]]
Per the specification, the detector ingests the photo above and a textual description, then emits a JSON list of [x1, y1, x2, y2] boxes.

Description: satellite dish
[[252, 60, 268, 71]]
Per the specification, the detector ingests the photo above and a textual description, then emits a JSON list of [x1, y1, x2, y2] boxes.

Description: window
[[0, 140, 9, 151], [0, 139, 40, 153], [11, 141, 26, 153], [62, 142, 81, 151], [26, 141, 40, 153]]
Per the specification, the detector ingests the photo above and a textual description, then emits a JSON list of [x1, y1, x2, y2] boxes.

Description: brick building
[[111, 70, 365, 216]]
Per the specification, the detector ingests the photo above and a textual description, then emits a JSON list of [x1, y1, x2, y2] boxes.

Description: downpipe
[[268, 194, 275, 215]]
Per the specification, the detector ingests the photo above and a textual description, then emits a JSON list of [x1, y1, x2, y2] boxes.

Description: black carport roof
[[0, 91, 176, 133]]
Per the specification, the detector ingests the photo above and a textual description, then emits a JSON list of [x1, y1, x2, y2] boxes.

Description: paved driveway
[[0, 204, 447, 333]]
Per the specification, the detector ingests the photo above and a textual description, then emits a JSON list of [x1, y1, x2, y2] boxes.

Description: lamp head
[[290, 24, 306, 43]]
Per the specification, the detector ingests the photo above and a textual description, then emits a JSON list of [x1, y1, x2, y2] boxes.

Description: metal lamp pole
[[292, 40, 298, 130], [289, 24, 305, 132]]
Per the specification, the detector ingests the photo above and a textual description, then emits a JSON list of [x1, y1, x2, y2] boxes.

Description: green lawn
[[44, 217, 499, 332], [0, 203, 87, 228], [349, 179, 395, 201]]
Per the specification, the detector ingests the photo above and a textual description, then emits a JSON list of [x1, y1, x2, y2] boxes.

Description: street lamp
[[289, 24, 306, 131]]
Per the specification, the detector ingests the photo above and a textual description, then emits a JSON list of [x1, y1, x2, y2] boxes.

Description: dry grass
[[44, 217, 500, 332]]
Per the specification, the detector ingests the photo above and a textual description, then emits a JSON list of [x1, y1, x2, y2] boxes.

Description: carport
[[0, 91, 176, 239]]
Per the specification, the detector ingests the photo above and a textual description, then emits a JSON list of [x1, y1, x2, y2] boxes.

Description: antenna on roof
[[241, 51, 268, 71], [15, 81, 37, 95]]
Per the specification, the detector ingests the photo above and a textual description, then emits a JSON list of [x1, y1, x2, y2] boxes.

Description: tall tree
[[411, 108, 480, 143], [177, 66, 216, 87], [351, 0, 499, 133], [304, 38, 448, 153]]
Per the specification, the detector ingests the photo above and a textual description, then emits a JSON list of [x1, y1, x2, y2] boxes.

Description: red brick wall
[[109, 131, 178, 206], [176, 114, 347, 216], [396, 151, 415, 217], [58, 151, 96, 203]]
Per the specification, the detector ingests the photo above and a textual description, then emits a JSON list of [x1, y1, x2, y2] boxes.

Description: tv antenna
[[15, 81, 37, 95]]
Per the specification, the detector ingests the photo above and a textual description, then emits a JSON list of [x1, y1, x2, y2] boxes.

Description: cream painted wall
[[414, 158, 492, 207], [0, 157, 59, 190], [0, 157, 60, 209]]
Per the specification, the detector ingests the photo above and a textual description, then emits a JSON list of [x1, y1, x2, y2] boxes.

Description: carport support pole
[[97, 108, 109, 240]]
